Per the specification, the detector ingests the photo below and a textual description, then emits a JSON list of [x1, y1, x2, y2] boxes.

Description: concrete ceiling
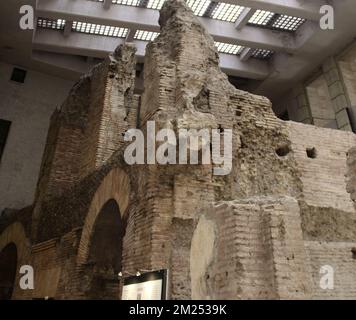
[[1, 0, 356, 102]]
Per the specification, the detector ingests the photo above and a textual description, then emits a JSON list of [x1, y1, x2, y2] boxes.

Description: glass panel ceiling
[[186, 0, 211, 16], [211, 3, 244, 22], [37, 18, 66, 30], [215, 41, 243, 55], [112, 0, 141, 5], [134, 30, 160, 41], [146, 0, 165, 10], [89, 0, 305, 31], [72, 21, 129, 37], [249, 9, 274, 25], [248, 9, 305, 32], [37, 17, 274, 60]]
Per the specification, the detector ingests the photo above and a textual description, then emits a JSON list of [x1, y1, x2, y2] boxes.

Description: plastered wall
[[0, 62, 73, 213]]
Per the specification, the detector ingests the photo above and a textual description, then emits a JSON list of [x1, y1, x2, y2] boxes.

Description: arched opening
[[84, 199, 125, 299], [0, 243, 18, 300]]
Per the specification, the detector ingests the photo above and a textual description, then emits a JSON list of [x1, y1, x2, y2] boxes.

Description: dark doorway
[[0, 243, 18, 300], [85, 199, 125, 299]]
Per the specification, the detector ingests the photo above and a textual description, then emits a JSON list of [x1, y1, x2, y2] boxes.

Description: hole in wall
[[10, 67, 27, 83], [240, 136, 247, 149], [275, 144, 290, 157], [351, 248, 356, 259], [218, 124, 224, 133], [306, 147, 317, 159]]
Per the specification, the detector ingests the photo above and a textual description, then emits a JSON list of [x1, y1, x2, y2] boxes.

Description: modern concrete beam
[[63, 21, 72, 37], [33, 29, 270, 79], [103, 0, 112, 10], [240, 47, 253, 61], [125, 29, 136, 43], [32, 50, 93, 74], [36, 0, 298, 52], [235, 8, 256, 30]]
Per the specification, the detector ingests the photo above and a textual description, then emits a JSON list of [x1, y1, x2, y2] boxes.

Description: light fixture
[[211, 3, 245, 22]]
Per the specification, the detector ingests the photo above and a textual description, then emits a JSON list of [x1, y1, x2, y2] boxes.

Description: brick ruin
[[1, 0, 356, 299]]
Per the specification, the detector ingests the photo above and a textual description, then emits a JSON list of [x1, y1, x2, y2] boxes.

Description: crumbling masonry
[[1, 0, 356, 299]]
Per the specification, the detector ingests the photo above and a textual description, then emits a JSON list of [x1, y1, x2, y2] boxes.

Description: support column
[[322, 57, 353, 131]]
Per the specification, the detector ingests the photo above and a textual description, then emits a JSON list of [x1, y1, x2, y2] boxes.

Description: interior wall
[[0, 61, 73, 214], [275, 49, 356, 132], [305, 74, 337, 129], [338, 43, 356, 129]]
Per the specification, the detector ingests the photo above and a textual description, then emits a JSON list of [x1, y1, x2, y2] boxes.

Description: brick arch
[[0, 222, 30, 263], [77, 167, 130, 266], [0, 222, 31, 299]]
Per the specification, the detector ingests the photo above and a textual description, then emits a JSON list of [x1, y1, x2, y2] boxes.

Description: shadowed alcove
[[0, 243, 17, 300], [85, 199, 125, 299]]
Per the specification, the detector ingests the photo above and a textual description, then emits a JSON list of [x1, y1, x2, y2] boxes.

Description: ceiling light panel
[[91, 0, 141, 6], [147, 0, 211, 16], [215, 42, 244, 55], [147, 0, 165, 10], [134, 30, 160, 41], [211, 3, 245, 22], [37, 18, 66, 30], [251, 48, 274, 60], [248, 9, 274, 25], [72, 21, 128, 37], [112, 0, 141, 5], [186, 0, 211, 16], [272, 14, 305, 31]]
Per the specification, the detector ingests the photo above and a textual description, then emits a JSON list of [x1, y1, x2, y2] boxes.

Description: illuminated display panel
[[122, 269, 168, 300]]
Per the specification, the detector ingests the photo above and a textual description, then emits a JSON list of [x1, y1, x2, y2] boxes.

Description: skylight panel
[[72, 21, 128, 38], [215, 42, 244, 55], [211, 3, 244, 22], [37, 18, 66, 30], [134, 30, 160, 41], [272, 15, 305, 31], [147, 0, 211, 16], [248, 10, 274, 26], [147, 0, 165, 10], [251, 48, 274, 60], [186, 0, 211, 17], [112, 0, 141, 6]]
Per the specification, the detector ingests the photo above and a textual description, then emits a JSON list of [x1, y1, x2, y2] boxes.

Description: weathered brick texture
[[347, 147, 356, 209]]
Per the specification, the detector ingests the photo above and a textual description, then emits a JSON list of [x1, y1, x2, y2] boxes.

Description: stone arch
[[0, 222, 30, 299], [77, 167, 130, 266]]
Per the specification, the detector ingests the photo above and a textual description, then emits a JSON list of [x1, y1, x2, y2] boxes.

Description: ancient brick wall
[[35, 79, 91, 201], [35, 45, 137, 203], [288, 122, 356, 212], [347, 147, 356, 209], [1, 0, 356, 300], [191, 197, 312, 299]]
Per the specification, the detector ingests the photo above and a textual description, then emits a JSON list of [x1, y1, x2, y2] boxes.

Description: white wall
[[305, 74, 337, 129], [0, 62, 73, 213], [338, 44, 356, 129]]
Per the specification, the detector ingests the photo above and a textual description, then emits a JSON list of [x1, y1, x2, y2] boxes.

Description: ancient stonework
[[1, 0, 356, 300]]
